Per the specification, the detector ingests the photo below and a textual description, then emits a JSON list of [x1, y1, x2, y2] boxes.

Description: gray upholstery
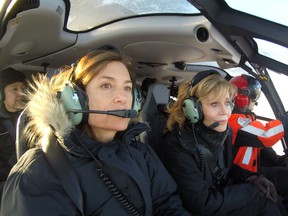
[[141, 83, 170, 154], [142, 83, 170, 122]]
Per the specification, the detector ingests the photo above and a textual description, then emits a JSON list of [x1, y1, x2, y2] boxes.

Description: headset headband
[[190, 70, 220, 88]]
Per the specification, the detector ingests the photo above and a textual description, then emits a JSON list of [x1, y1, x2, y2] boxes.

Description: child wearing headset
[[228, 74, 288, 211], [159, 70, 287, 215], [0, 49, 190, 216]]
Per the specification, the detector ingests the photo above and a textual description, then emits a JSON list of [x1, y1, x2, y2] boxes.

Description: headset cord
[[191, 123, 205, 173], [75, 134, 143, 216], [98, 170, 142, 216]]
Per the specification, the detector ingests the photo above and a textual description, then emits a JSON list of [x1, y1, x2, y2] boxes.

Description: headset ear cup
[[182, 97, 202, 124], [74, 84, 89, 124], [230, 99, 235, 110], [58, 84, 83, 125], [132, 88, 142, 113], [234, 94, 248, 109]]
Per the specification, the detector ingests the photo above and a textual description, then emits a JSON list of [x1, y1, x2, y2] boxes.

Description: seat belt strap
[[42, 135, 84, 216]]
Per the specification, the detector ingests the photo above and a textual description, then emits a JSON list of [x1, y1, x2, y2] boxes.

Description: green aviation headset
[[57, 45, 142, 125], [58, 80, 142, 126]]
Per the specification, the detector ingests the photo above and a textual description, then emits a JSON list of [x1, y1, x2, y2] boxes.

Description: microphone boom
[[208, 121, 220, 129], [67, 109, 137, 118]]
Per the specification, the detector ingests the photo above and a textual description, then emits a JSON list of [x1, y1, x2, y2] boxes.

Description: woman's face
[[85, 61, 133, 142], [201, 91, 232, 132]]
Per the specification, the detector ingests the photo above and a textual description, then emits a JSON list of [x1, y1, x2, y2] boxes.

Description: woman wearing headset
[[0, 49, 189, 216], [159, 70, 286, 215]]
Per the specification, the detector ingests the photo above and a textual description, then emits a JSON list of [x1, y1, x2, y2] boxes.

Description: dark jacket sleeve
[[260, 147, 288, 167], [0, 121, 17, 181], [135, 142, 190, 216], [160, 131, 266, 215], [0, 149, 79, 216]]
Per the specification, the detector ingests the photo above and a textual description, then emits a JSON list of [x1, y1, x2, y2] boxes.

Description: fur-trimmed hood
[[23, 74, 150, 148], [24, 75, 73, 147]]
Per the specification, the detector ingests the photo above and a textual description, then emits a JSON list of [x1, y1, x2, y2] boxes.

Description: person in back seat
[[228, 74, 288, 211], [159, 70, 287, 215], [141, 77, 157, 102], [0, 49, 190, 216], [0, 68, 27, 204]]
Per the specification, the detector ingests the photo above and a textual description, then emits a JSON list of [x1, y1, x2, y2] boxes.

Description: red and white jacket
[[228, 113, 284, 173]]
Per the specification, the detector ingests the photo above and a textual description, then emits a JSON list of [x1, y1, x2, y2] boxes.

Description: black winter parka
[[0, 105, 19, 201], [160, 122, 282, 216], [0, 124, 189, 216]]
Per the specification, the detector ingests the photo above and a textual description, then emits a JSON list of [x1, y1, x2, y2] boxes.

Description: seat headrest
[[144, 83, 169, 106]]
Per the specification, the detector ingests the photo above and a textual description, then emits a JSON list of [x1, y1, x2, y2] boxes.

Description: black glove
[[277, 155, 288, 167], [246, 175, 278, 203], [261, 148, 288, 167]]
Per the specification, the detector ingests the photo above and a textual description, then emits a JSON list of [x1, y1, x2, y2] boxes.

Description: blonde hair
[[166, 73, 236, 131]]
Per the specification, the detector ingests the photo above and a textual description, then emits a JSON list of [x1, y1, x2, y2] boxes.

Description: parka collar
[[62, 122, 150, 158]]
